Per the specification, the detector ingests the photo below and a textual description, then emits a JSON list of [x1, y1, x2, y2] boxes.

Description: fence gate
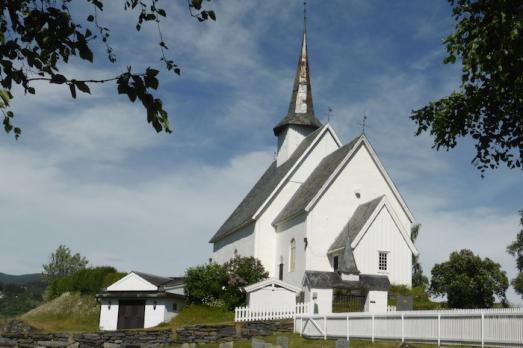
[[332, 288, 366, 313]]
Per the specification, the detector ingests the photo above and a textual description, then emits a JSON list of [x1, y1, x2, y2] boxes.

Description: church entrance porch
[[332, 288, 367, 313]]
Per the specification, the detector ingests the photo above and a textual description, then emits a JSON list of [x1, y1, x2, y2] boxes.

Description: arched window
[[289, 238, 296, 272]]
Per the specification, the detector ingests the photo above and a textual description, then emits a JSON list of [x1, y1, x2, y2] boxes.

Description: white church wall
[[275, 214, 307, 287], [212, 223, 255, 264], [99, 299, 118, 331], [276, 126, 311, 166], [307, 144, 413, 285], [353, 206, 412, 286], [255, 129, 340, 278], [107, 273, 157, 292]]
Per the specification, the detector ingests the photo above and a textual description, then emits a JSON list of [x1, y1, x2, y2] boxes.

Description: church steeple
[[273, 25, 323, 166], [273, 30, 322, 136]]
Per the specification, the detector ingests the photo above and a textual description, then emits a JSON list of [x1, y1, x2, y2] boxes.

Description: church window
[[333, 256, 339, 271], [378, 251, 388, 271], [289, 239, 296, 272]]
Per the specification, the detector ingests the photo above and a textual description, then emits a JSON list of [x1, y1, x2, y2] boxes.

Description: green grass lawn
[[21, 292, 99, 332], [169, 333, 476, 347], [170, 304, 234, 328]]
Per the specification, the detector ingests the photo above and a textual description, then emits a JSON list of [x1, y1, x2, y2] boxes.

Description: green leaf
[[208, 10, 216, 21]]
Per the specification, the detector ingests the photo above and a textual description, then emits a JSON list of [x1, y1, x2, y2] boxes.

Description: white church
[[97, 29, 420, 330], [209, 30, 419, 314]]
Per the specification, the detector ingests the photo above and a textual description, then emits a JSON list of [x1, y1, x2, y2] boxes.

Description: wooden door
[[117, 300, 145, 330]]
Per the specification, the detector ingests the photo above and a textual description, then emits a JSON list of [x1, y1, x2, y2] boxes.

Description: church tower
[[273, 30, 322, 166]]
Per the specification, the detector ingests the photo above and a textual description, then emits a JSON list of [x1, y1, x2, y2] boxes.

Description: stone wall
[[174, 321, 293, 344], [0, 320, 293, 347]]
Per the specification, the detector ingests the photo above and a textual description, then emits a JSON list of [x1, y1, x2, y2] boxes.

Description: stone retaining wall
[[0, 320, 293, 347], [174, 321, 293, 344]]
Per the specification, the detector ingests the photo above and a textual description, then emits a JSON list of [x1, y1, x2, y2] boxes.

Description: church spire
[[273, 27, 322, 136]]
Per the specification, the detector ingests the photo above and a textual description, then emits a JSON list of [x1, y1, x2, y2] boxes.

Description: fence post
[[481, 311, 485, 348], [346, 314, 349, 341], [401, 313, 405, 342], [437, 313, 441, 347], [372, 315, 375, 343], [324, 315, 327, 341]]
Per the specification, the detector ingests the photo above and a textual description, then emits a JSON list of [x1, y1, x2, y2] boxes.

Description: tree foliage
[[507, 210, 523, 297], [42, 245, 88, 283], [0, 0, 215, 137], [430, 249, 509, 308], [184, 256, 268, 310], [411, 0, 523, 173], [46, 266, 125, 299], [222, 255, 269, 309], [410, 224, 429, 288]]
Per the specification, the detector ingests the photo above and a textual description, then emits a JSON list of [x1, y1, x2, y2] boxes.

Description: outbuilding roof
[[303, 271, 390, 291], [130, 271, 184, 288], [209, 126, 325, 243]]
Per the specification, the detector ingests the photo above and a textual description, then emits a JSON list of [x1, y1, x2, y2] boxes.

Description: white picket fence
[[235, 302, 311, 322], [294, 308, 523, 347]]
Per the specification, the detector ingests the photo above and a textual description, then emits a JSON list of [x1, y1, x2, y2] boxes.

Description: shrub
[[184, 256, 269, 310], [47, 267, 125, 299]]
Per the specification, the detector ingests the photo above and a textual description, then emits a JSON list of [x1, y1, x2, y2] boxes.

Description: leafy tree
[[184, 262, 227, 305], [222, 255, 269, 309], [507, 210, 523, 297], [184, 256, 269, 309], [410, 224, 429, 288], [42, 245, 88, 283], [47, 266, 125, 299], [411, 0, 523, 173], [0, 0, 215, 138], [430, 249, 509, 308]]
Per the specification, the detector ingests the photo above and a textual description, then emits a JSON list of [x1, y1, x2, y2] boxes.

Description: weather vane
[[360, 112, 368, 134], [303, 1, 307, 31], [327, 107, 333, 123]]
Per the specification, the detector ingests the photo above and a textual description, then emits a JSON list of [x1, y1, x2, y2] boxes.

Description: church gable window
[[289, 239, 296, 272], [378, 251, 388, 271]]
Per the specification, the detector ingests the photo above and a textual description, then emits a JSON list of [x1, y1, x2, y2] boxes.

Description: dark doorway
[[278, 263, 283, 280], [332, 288, 367, 313], [117, 300, 145, 330]]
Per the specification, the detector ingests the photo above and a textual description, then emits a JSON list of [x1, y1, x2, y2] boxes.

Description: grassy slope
[[171, 304, 234, 328], [21, 292, 99, 332]]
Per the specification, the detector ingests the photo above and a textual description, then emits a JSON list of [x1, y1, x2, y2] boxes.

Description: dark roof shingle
[[209, 126, 325, 243], [303, 271, 390, 291], [133, 271, 184, 288]]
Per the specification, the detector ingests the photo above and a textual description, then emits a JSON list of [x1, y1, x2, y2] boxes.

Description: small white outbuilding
[[97, 271, 185, 331], [244, 278, 301, 309]]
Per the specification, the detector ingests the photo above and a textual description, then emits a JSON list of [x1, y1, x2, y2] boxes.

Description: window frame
[[378, 251, 389, 272]]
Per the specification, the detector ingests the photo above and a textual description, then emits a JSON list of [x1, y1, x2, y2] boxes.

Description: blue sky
[[1, 1, 521, 304]]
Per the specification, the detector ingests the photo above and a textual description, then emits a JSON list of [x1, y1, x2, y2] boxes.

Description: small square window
[[333, 256, 339, 271], [172, 303, 178, 312], [379, 252, 388, 271]]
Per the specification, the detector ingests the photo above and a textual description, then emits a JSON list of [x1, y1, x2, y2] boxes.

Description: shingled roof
[[273, 31, 322, 136], [303, 271, 390, 291], [133, 271, 184, 288], [273, 135, 362, 224], [329, 195, 384, 252], [209, 126, 326, 243]]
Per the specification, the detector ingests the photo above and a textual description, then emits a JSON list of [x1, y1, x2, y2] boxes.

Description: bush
[[389, 285, 442, 310], [47, 267, 126, 300], [184, 256, 268, 310]]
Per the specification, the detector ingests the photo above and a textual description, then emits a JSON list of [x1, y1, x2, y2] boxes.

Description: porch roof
[[303, 271, 390, 291]]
